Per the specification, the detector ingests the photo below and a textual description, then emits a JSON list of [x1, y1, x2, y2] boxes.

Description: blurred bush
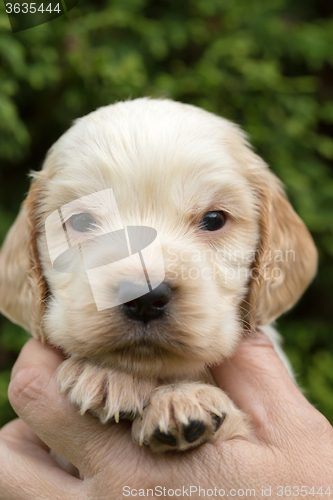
[[0, 0, 332, 426]]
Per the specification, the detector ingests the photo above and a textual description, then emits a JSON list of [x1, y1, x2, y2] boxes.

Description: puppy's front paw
[[132, 383, 249, 452], [57, 358, 155, 423]]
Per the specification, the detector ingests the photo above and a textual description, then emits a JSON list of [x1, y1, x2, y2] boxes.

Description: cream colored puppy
[[0, 99, 317, 451]]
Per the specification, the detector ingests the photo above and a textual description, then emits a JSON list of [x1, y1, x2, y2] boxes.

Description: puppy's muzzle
[[119, 282, 172, 323]]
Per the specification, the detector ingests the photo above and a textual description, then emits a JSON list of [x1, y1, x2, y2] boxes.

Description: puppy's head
[[0, 99, 317, 378]]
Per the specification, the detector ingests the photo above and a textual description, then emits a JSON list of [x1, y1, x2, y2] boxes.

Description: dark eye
[[68, 213, 96, 232], [199, 211, 226, 231]]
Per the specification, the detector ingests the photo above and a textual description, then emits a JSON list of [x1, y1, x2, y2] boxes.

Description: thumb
[[211, 330, 316, 444]]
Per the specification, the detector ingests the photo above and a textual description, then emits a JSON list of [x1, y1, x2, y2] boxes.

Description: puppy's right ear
[[0, 181, 48, 340]]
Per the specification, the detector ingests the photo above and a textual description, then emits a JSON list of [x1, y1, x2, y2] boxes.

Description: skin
[[0, 332, 332, 500]]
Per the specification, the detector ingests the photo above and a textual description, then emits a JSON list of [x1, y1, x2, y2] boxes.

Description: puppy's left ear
[[246, 167, 318, 328], [227, 126, 318, 328], [0, 180, 48, 340]]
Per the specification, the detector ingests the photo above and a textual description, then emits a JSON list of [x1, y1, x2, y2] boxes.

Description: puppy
[[0, 98, 317, 451]]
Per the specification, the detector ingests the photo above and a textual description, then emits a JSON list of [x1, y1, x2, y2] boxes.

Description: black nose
[[120, 282, 172, 323]]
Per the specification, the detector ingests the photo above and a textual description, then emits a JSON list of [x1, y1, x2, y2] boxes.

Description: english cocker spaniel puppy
[[0, 99, 317, 451]]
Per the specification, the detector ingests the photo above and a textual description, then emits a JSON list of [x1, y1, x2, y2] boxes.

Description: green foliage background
[[0, 0, 332, 426]]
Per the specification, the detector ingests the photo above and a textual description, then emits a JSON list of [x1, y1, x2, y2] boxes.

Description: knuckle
[[306, 410, 332, 441], [8, 367, 50, 413]]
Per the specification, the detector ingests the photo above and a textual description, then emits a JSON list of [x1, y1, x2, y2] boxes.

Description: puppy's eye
[[199, 211, 226, 231], [68, 213, 96, 232]]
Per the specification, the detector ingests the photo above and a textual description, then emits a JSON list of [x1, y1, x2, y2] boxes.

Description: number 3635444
[[5, 3, 62, 14]]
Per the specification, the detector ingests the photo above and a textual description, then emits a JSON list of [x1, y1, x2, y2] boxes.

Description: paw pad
[[153, 429, 177, 447], [184, 420, 206, 443]]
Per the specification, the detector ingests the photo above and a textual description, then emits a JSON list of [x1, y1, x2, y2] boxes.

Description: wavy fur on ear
[[0, 181, 48, 340], [224, 124, 317, 328], [247, 172, 318, 327], [227, 136, 318, 328]]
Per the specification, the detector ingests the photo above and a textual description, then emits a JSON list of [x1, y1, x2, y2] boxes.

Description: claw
[[115, 412, 119, 423], [213, 410, 223, 418]]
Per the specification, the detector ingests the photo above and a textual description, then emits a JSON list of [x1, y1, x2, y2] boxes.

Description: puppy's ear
[[0, 180, 48, 340], [226, 127, 318, 328], [246, 169, 318, 327]]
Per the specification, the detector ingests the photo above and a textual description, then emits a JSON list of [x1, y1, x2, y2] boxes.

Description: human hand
[[0, 333, 332, 499]]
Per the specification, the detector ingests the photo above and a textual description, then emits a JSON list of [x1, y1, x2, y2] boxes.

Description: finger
[[8, 339, 134, 475], [1, 418, 49, 451], [211, 331, 317, 444], [11, 341, 64, 380], [0, 419, 81, 500]]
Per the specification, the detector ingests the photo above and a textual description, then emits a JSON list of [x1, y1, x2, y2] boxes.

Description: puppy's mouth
[[114, 322, 182, 353], [103, 316, 193, 361]]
